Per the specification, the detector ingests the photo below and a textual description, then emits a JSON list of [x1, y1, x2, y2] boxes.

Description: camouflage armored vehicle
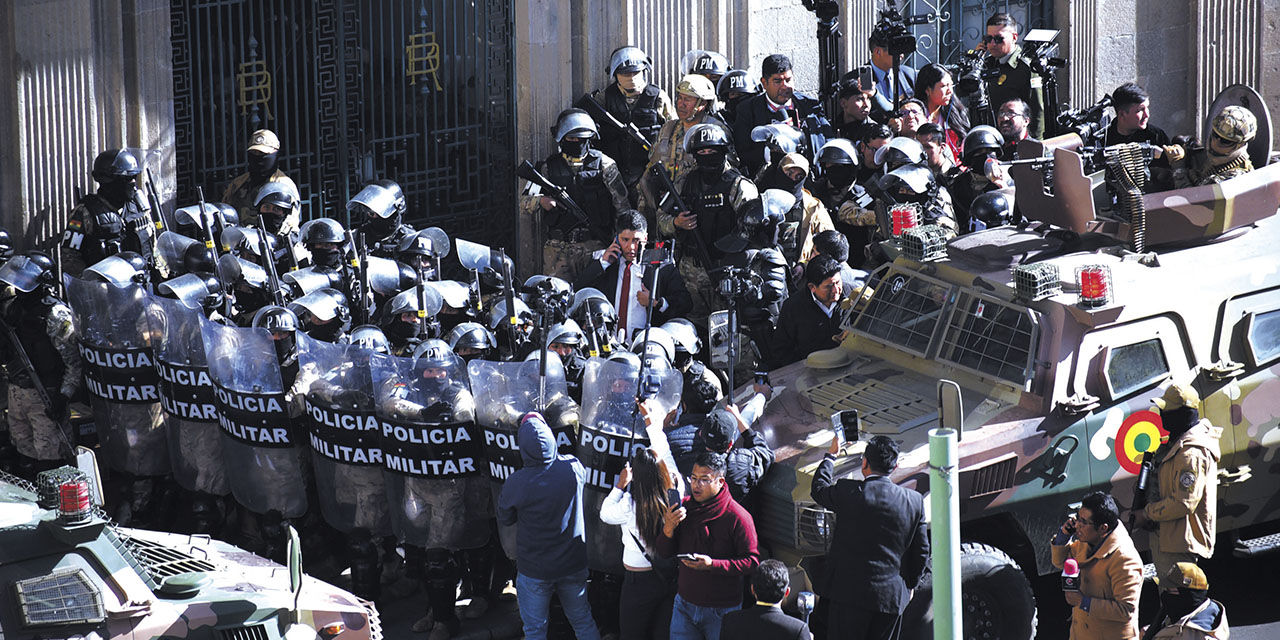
[[0, 460, 382, 639], [752, 90, 1280, 637]]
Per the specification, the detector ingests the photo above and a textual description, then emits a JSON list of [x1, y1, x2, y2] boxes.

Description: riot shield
[[66, 277, 169, 476], [201, 318, 308, 517], [283, 267, 338, 297], [150, 294, 227, 495], [469, 359, 577, 558], [297, 333, 389, 535], [577, 356, 682, 574], [156, 230, 200, 279], [371, 351, 490, 550]]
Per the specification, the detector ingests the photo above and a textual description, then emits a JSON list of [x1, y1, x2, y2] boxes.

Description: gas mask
[[248, 152, 280, 182]]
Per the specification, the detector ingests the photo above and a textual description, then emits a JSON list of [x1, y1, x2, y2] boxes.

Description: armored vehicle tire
[[900, 542, 1038, 640]]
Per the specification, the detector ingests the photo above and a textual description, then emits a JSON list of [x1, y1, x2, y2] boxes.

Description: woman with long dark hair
[[917, 63, 970, 160], [600, 400, 685, 640]]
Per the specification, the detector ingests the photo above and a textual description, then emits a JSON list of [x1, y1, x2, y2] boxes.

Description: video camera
[[800, 0, 840, 21], [871, 0, 936, 57], [1020, 29, 1067, 77], [712, 265, 765, 306], [521, 278, 572, 325], [953, 49, 999, 97], [1057, 94, 1113, 144]]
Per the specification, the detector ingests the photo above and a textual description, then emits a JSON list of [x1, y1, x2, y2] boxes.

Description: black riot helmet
[[478, 253, 516, 295], [969, 190, 1015, 230], [182, 243, 217, 275], [961, 125, 1005, 170], [288, 287, 350, 342], [374, 179, 407, 215], [0, 228, 15, 262], [91, 149, 142, 184], [687, 50, 730, 82], [445, 321, 497, 361], [685, 124, 731, 177], [570, 294, 618, 338], [300, 218, 347, 269], [198, 273, 226, 316], [660, 318, 702, 358], [0, 251, 57, 294], [348, 182, 400, 227], [253, 305, 299, 362], [874, 136, 927, 173], [411, 339, 460, 395], [817, 138, 858, 166], [552, 108, 599, 159], [607, 45, 652, 78], [717, 69, 761, 102], [350, 325, 391, 354], [254, 182, 300, 234], [879, 164, 937, 205]]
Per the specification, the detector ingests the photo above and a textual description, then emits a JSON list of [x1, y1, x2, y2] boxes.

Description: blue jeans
[[516, 569, 602, 640], [669, 593, 740, 640]]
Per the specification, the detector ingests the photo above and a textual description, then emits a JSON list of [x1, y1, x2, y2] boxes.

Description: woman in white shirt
[[600, 400, 685, 640]]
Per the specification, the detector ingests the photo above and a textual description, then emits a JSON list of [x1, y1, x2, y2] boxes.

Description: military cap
[[1152, 382, 1200, 411]]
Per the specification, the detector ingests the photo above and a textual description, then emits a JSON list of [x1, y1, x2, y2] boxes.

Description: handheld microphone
[[1061, 558, 1080, 592]]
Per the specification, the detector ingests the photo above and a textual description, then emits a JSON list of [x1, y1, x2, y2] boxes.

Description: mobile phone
[[676, 553, 698, 562], [831, 409, 861, 445], [754, 370, 771, 387], [857, 65, 875, 94]]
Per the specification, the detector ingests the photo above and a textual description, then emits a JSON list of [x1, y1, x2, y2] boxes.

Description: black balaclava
[[560, 138, 590, 159], [98, 179, 139, 209], [1161, 406, 1200, 441], [310, 245, 343, 270], [248, 152, 280, 182], [695, 150, 727, 177], [825, 164, 857, 189]]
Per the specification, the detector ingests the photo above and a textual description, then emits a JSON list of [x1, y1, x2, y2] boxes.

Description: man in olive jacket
[[1133, 383, 1222, 579]]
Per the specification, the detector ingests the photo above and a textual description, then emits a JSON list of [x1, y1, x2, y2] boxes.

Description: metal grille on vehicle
[[962, 456, 1018, 499], [937, 292, 1038, 385], [795, 502, 836, 553], [361, 598, 385, 640], [804, 377, 935, 435], [220, 624, 270, 640], [120, 535, 219, 580], [13, 569, 105, 627]]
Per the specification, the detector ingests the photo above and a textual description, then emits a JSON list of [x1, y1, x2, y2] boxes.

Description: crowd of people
[[0, 8, 1256, 640]]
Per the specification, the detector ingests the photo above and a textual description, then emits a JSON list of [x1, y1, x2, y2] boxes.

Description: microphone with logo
[[1061, 558, 1081, 592]]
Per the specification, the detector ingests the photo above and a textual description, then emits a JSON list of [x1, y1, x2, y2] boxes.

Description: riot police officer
[[546, 319, 588, 401], [62, 149, 158, 278], [446, 322, 498, 362], [253, 181, 308, 272], [950, 125, 1008, 231], [570, 292, 621, 357], [716, 69, 763, 128], [222, 129, 300, 226], [661, 123, 759, 324], [381, 288, 441, 356], [352, 180, 416, 259], [0, 252, 81, 478], [521, 109, 631, 282], [636, 74, 734, 220], [288, 287, 351, 343], [588, 46, 677, 203]]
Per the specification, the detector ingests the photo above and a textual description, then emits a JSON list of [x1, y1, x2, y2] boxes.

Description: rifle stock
[[579, 92, 652, 152], [517, 160, 591, 227]]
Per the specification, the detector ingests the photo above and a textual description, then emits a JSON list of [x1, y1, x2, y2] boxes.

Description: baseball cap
[[1152, 382, 1200, 411], [779, 153, 810, 177], [1161, 562, 1208, 591], [699, 410, 737, 452], [248, 129, 281, 154]]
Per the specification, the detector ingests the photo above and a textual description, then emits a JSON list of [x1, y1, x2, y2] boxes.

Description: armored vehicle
[[0, 460, 382, 639], [752, 91, 1280, 637]]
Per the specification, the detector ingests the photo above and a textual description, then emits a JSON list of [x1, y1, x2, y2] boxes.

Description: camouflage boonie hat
[[1152, 382, 1200, 411], [1211, 106, 1257, 144], [1162, 562, 1209, 591]]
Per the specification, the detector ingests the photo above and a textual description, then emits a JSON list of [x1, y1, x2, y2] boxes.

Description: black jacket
[[732, 92, 828, 176], [719, 604, 812, 640], [573, 258, 693, 328], [770, 292, 843, 370], [810, 462, 929, 614]]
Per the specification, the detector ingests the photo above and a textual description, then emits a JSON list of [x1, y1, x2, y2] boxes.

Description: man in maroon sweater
[[657, 450, 761, 640]]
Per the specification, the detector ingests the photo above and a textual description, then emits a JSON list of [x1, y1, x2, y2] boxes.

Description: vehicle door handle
[[1219, 466, 1251, 485]]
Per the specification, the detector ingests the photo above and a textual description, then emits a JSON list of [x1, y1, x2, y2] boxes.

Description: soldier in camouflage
[[520, 109, 631, 282], [0, 252, 81, 477], [636, 74, 735, 221], [61, 149, 158, 279], [1158, 106, 1258, 188], [221, 129, 299, 228]]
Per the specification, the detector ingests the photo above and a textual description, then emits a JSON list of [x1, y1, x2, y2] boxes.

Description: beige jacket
[[1145, 420, 1222, 558], [1151, 599, 1229, 639], [1051, 523, 1144, 640]]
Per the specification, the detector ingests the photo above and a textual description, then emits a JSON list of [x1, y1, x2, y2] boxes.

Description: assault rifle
[[0, 318, 75, 460], [517, 160, 592, 227], [578, 93, 652, 152], [648, 164, 714, 269]]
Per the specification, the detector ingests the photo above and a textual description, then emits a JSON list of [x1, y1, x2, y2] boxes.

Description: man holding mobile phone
[[576, 211, 691, 342], [657, 451, 760, 640]]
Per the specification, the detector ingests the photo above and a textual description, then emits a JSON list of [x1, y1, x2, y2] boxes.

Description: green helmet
[[1212, 105, 1257, 144]]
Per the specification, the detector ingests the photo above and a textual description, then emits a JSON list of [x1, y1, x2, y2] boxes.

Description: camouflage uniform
[[636, 115, 735, 221], [1165, 146, 1254, 189], [4, 298, 80, 462], [520, 153, 629, 282], [222, 170, 300, 234]]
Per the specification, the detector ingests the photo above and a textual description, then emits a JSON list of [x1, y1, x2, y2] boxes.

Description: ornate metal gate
[[170, 0, 516, 250], [903, 0, 1054, 67]]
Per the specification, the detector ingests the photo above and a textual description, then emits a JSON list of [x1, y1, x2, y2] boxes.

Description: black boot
[[348, 528, 382, 601]]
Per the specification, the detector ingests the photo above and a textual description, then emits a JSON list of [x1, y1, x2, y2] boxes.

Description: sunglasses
[[983, 35, 1007, 44]]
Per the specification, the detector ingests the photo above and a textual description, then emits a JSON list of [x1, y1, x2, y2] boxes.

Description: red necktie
[[618, 263, 631, 335]]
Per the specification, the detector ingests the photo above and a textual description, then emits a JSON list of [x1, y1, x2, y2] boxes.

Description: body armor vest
[[3, 296, 65, 389], [543, 151, 614, 242], [603, 84, 663, 178], [682, 169, 742, 265]]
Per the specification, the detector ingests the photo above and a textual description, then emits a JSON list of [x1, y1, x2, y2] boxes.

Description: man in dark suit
[[574, 210, 692, 343], [769, 255, 844, 369], [810, 435, 929, 640], [867, 31, 917, 112], [731, 54, 829, 177], [719, 559, 812, 640]]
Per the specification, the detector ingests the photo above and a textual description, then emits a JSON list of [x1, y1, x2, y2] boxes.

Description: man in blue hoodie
[[497, 412, 602, 640]]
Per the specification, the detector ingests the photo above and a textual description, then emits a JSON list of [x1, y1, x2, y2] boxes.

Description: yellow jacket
[[1144, 420, 1222, 558], [1051, 523, 1144, 640]]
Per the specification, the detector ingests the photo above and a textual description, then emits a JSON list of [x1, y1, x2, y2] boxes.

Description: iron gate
[[170, 0, 517, 252], [902, 0, 1055, 67]]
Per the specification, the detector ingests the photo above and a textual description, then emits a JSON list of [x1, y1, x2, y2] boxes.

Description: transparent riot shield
[[150, 294, 227, 496], [201, 318, 308, 518], [469, 358, 577, 559], [297, 333, 389, 536], [577, 356, 682, 573], [371, 351, 490, 550], [66, 277, 169, 476]]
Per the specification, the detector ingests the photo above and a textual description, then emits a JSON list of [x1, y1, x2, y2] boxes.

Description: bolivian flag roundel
[[1115, 410, 1167, 474]]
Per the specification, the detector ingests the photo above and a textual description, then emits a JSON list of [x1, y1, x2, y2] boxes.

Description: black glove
[[415, 401, 454, 423], [44, 387, 68, 423]]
